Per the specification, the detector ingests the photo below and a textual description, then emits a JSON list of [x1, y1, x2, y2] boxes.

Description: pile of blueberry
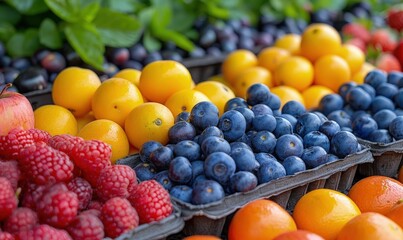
[[317, 70, 403, 144], [130, 83, 361, 205]]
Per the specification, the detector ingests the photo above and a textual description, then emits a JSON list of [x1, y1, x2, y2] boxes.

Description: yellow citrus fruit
[[337, 44, 365, 74], [300, 24, 342, 62], [302, 85, 334, 110], [78, 119, 129, 164], [139, 60, 193, 103], [351, 62, 376, 84], [257, 47, 291, 72], [293, 189, 361, 240], [274, 34, 301, 55], [91, 77, 143, 127], [314, 55, 351, 92], [274, 56, 314, 92], [164, 89, 211, 118], [193, 81, 236, 115], [52, 67, 101, 117], [76, 112, 95, 131], [232, 66, 273, 99], [113, 68, 141, 87], [271, 86, 305, 109], [222, 49, 258, 84], [124, 102, 174, 149], [34, 105, 77, 136]]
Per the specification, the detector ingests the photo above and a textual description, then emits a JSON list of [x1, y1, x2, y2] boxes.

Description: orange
[[222, 49, 258, 84], [91, 78, 143, 127], [337, 212, 403, 240], [273, 56, 314, 91], [351, 62, 376, 84], [52, 67, 101, 117], [34, 105, 77, 136], [232, 66, 273, 99], [228, 199, 297, 240], [76, 111, 95, 131], [274, 34, 301, 55], [273, 230, 325, 240], [337, 44, 365, 74], [183, 236, 222, 240], [128, 145, 140, 155], [193, 81, 236, 115], [293, 189, 361, 240], [257, 47, 291, 72], [77, 119, 129, 163], [348, 176, 403, 215], [271, 86, 305, 109], [302, 85, 334, 110], [113, 68, 141, 87], [164, 89, 210, 118], [139, 60, 193, 103], [313, 55, 351, 92], [385, 200, 403, 228], [399, 166, 403, 183], [124, 102, 174, 149]]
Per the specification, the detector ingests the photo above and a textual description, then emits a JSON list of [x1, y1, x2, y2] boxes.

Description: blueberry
[[143, 51, 163, 65], [282, 156, 306, 175], [280, 114, 297, 130], [121, 60, 143, 70], [225, 97, 249, 112], [318, 94, 344, 116], [338, 82, 357, 102], [394, 89, 403, 109], [10, 58, 31, 71], [140, 141, 163, 162], [198, 126, 224, 145], [387, 71, 403, 86], [129, 44, 147, 62], [229, 171, 258, 193], [168, 156, 193, 184], [325, 154, 339, 163], [373, 109, 396, 129], [312, 111, 328, 124], [190, 161, 204, 182], [371, 96, 395, 114], [134, 162, 157, 181], [346, 87, 372, 111], [368, 129, 393, 143], [190, 101, 219, 132], [342, 105, 355, 117], [165, 143, 175, 152], [264, 93, 281, 110], [192, 174, 208, 189], [251, 103, 273, 116], [168, 121, 196, 144], [274, 134, 304, 161], [3, 67, 19, 84], [149, 146, 174, 170], [40, 52, 66, 73], [331, 131, 359, 158], [319, 120, 341, 139], [191, 180, 225, 205], [351, 110, 370, 122], [170, 185, 192, 203], [162, 50, 183, 62], [218, 110, 246, 142], [189, 47, 206, 58], [295, 112, 322, 137], [173, 140, 201, 162], [257, 160, 286, 184], [396, 109, 403, 116], [153, 170, 174, 191], [364, 69, 387, 88], [376, 83, 398, 99], [301, 146, 328, 169], [352, 115, 378, 140], [201, 136, 231, 157], [273, 117, 293, 138], [206, 46, 222, 57], [199, 28, 217, 48], [252, 114, 276, 132], [175, 111, 190, 123], [13, 67, 48, 93], [230, 141, 253, 152], [204, 152, 236, 185], [327, 110, 352, 129], [230, 147, 260, 172], [246, 83, 271, 106], [233, 107, 255, 131], [389, 116, 403, 140], [282, 101, 306, 118], [255, 152, 278, 165], [357, 84, 376, 99], [303, 131, 330, 152], [251, 131, 277, 153]]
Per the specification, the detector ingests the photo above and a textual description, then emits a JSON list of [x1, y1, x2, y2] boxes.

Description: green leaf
[[0, 4, 21, 24], [143, 31, 161, 52], [6, 29, 40, 57], [64, 23, 104, 70], [39, 18, 62, 49], [102, 0, 143, 13], [5, 0, 48, 15], [138, 7, 154, 26], [168, 10, 196, 33], [44, 0, 81, 22], [78, 0, 101, 22], [154, 28, 195, 52], [0, 22, 15, 42], [93, 8, 141, 47], [150, 5, 172, 30]]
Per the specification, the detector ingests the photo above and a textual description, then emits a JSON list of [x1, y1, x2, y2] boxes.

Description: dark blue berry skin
[[264, 93, 281, 110], [134, 163, 157, 181], [376, 83, 398, 99], [257, 160, 286, 184], [352, 115, 378, 140], [364, 69, 387, 89], [325, 154, 339, 163], [327, 110, 352, 129], [224, 97, 249, 112], [351, 110, 370, 122], [246, 83, 271, 106], [218, 110, 247, 142], [389, 116, 403, 140], [170, 185, 193, 203], [175, 111, 190, 123], [197, 126, 224, 145], [168, 121, 196, 144], [230, 141, 253, 152], [368, 129, 393, 143], [251, 103, 273, 116], [169, 156, 193, 184], [282, 156, 306, 175], [204, 152, 236, 186], [201, 136, 231, 157], [149, 146, 174, 170], [338, 82, 357, 102], [255, 153, 278, 165], [318, 94, 344, 116], [192, 174, 208, 189], [190, 101, 219, 132], [251, 131, 277, 154], [153, 170, 174, 191], [140, 141, 163, 162], [370, 96, 395, 114], [312, 111, 328, 124], [280, 114, 297, 130], [229, 171, 258, 193], [191, 180, 225, 205], [273, 117, 293, 138], [282, 100, 306, 118], [274, 134, 304, 161], [252, 114, 276, 132], [233, 107, 255, 131], [303, 131, 330, 152], [173, 140, 201, 162], [387, 71, 403, 86], [319, 120, 341, 140], [230, 147, 260, 172], [346, 87, 372, 111], [395, 109, 403, 116], [330, 131, 359, 158], [190, 161, 204, 183], [394, 89, 403, 109], [301, 146, 328, 169], [295, 113, 322, 137], [357, 84, 376, 100]]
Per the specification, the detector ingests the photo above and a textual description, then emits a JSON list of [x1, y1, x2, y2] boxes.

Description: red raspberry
[[0, 160, 20, 191], [19, 142, 74, 185], [20, 182, 49, 210], [0, 232, 14, 240], [81, 209, 101, 218], [48, 134, 84, 155], [370, 29, 397, 52], [15, 224, 72, 240], [27, 128, 51, 143], [388, 9, 403, 32], [87, 200, 103, 211], [100, 197, 139, 238], [0, 128, 34, 158], [36, 183, 79, 228], [128, 180, 173, 224], [66, 213, 104, 240], [0, 177, 17, 221], [3, 207, 38, 235], [67, 177, 93, 210], [95, 165, 137, 201]]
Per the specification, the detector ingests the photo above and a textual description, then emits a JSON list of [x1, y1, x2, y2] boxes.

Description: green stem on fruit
[[0, 83, 12, 96]]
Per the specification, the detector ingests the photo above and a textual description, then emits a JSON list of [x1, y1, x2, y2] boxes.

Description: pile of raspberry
[[0, 128, 173, 239]]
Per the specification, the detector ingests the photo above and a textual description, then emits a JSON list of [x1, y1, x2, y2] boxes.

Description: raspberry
[[3, 207, 38, 235], [20, 182, 48, 210], [95, 165, 137, 201], [0, 232, 14, 240], [67, 177, 93, 211], [19, 142, 74, 185], [87, 200, 103, 211], [36, 183, 79, 228], [100, 197, 139, 238], [27, 128, 51, 143], [15, 224, 72, 240], [81, 209, 101, 218], [0, 160, 20, 191], [48, 134, 84, 155], [0, 177, 17, 221], [0, 128, 34, 158], [66, 213, 104, 240], [128, 180, 173, 224]]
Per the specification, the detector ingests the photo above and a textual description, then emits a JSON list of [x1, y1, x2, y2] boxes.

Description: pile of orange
[[220, 23, 375, 110]]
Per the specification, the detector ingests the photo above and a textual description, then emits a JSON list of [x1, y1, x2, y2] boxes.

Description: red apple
[[0, 83, 35, 135]]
